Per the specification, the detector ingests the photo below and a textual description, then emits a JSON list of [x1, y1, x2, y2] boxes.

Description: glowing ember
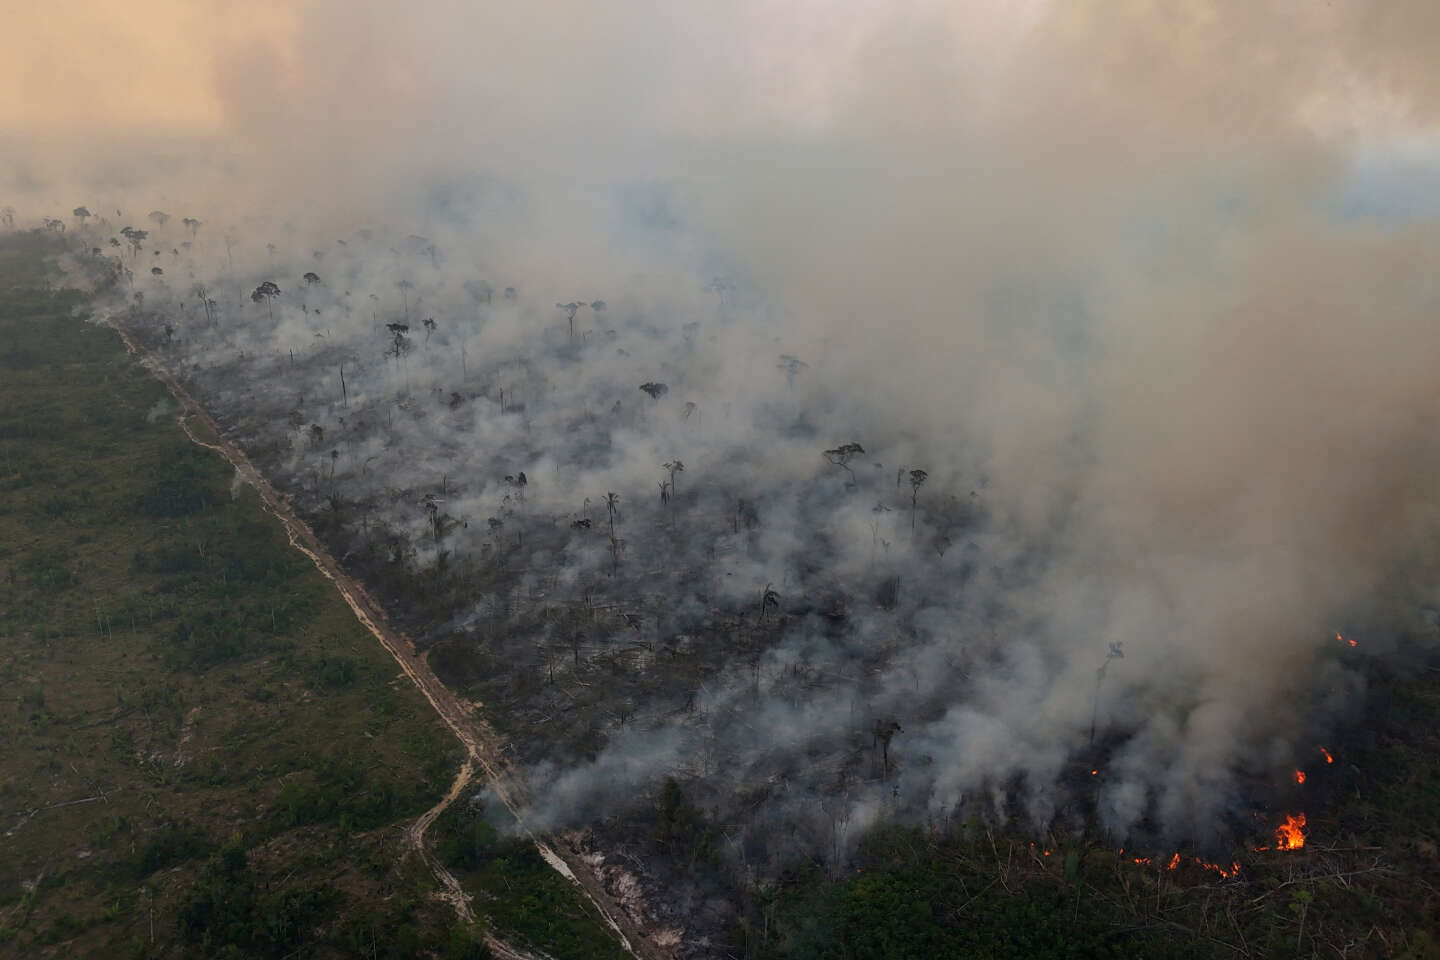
[[1195, 858, 1242, 879], [1124, 850, 1240, 876], [1294, 769, 1306, 784], [1275, 813, 1307, 850], [1338, 632, 1357, 647], [1090, 769, 1098, 776], [1320, 746, 1334, 764]]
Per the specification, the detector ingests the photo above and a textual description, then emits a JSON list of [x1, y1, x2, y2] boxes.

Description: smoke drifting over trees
[[8, 0, 1440, 878]]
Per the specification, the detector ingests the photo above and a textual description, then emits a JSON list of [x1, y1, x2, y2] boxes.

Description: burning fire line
[[1255, 813, 1308, 852], [1119, 813, 1308, 876], [1338, 631, 1357, 648], [1320, 746, 1334, 764], [1067, 810, 1310, 881], [1295, 769, 1306, 784], [1119, 850, 1242, 878], [1195, 857, 1242, 879], [1275, 813, 1307, 850]]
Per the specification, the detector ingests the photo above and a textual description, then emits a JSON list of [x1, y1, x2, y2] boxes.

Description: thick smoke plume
[[9, 0, 1440, 856]]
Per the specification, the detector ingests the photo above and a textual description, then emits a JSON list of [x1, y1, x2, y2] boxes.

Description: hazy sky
[[7, 1, 1436, 209], [0, 0, 1059, 204]]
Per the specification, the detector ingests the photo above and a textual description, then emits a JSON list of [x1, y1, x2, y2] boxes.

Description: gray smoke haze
[[10, 0, 1440, 853]]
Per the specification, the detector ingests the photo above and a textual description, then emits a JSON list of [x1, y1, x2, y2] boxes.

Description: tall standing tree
[[147, 210, 170, 228], [870, 501, 891, 568], [182, 217, 201, 236], [557, 301, 583, 340], [422, 495, 451, 546], [908, 469, 928, 531], [194, 283, 214, 326], [387, 325, 413, 390], [663, 459, 684, 498], [760, 583, 780, 621], [251, 281, 281, 322], [823, 442, 865, 488], [604, 492, 620, 539], [1089, 642, 1125, 746], [873, 719, 903, 778], [120, 226, 147, 259], [72, 206, 91, 226]]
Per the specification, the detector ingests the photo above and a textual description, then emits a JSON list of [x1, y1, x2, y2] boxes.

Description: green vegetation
[[0, 231, 472, 957], [431, 798, 630, 960]]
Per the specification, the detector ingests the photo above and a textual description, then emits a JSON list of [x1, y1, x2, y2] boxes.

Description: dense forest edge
[[0, 231, 619, 959]]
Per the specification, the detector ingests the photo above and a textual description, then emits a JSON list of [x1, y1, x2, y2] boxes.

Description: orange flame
[[1294, 769, 1306, 784], [1090, 769, 1098, 776], [1275, 813, 1307, 850], [1338, 632, 1357, 647], [1195, 858, 1242, 879], [1320, 746, 1333, 764], [1126, 851, 1239, 876]]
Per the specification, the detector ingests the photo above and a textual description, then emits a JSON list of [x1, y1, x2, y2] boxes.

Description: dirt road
[[103, 316, 669, 960]]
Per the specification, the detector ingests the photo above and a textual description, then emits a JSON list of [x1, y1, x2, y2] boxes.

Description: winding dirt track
[[103, 316, 664, 960]]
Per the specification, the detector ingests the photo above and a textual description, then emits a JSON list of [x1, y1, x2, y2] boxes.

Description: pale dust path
[[101, 317, 663, 960]]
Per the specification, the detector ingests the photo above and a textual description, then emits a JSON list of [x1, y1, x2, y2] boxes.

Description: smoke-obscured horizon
[[9, 0, 1440, 854]]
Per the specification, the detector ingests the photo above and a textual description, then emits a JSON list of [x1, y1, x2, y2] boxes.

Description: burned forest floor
[[20, 228, 1440, 959]]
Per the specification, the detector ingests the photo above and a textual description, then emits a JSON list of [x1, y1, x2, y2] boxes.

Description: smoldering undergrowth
[[10, 0, 1440, 895]]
